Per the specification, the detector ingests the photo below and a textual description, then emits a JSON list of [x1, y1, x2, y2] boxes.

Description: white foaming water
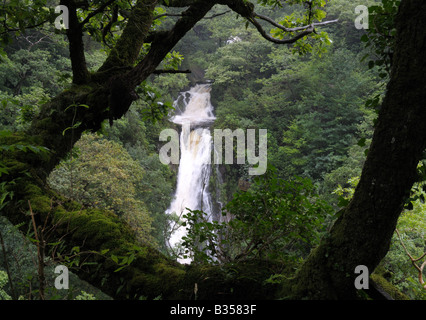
[[171, 84, 215, 125], [166, 84, 216, 264]]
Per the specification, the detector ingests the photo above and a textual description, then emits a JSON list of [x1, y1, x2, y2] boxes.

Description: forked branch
[[396, 229, 426, 289]]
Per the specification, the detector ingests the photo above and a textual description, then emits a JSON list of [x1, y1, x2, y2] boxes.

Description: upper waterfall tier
[[170, 84, 216, 126]]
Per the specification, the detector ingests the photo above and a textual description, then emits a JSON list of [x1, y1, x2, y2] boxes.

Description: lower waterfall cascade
[[165, 83, 220, 264]]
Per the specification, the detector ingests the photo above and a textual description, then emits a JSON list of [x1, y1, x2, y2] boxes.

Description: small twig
[[154, 13, 182, 20], [22, 34, 51, 51], [28, 201, 46, 300]]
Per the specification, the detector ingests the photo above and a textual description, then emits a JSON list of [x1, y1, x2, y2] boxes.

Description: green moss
[[153, 262, 186, 294], [51, 205, 130, 250], [25, 186, 52, 214], [371, 267, 410, 300], [127, 266, 181, 299]]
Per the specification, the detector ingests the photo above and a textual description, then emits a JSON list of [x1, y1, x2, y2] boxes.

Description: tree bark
[[61, 0, 90, 84], [287, 0, 426, 299]]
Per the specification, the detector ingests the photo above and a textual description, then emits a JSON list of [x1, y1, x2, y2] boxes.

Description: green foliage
[[269, 0, 332, 56], [333, 176, 359, 208], [0, 215, 112, 300], [136, 82, 174, 123], [361, 0, 401, 77], [0, 130, 49, 159], [0, 131, 50, 224], [180, 208, 225, 264], [383, 205, 426, 299], [222, 166, 332, 261], [0, 270, 12, 300], [74, 291, 97, 300], [0, 48, 71, 97], [101, 102, 177, 253], [0, 0, 57, 46], [1, 0, 423, 300], [48, 133, 156, 247], [180, 166, 332, 264], [78, 0, 136, 50], [0, 32, 72, 132], [382, 164, 426, 299], [256, 0, 283, 7], [110, 244, 145, 273], [198, 3, 378, 182]]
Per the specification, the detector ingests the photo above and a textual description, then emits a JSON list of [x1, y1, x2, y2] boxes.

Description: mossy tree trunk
[[286, 0, 426, 299], [29, 0, 217, 178]]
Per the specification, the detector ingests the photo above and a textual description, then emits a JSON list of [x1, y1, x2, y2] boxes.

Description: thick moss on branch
[[0, 133, 185, 299], [370, 266, 409, 300]]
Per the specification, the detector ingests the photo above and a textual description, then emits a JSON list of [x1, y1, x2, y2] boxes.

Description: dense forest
[[0, 0, 425, 304]]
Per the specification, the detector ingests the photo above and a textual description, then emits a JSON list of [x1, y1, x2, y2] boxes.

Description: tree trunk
[[287, 0, 426, 299]]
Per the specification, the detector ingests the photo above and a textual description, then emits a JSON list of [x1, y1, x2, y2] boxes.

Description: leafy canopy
[[180, 166, 332, 264]]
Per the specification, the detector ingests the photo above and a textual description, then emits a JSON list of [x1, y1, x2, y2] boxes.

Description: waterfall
[[166, 83, 217, 264]]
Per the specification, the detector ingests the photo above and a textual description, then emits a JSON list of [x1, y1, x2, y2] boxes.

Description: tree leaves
[[0, 0, 56, 45], [48, 133, 156, 247], [181, 166, 332, 263], [361, 0, 401, 77]]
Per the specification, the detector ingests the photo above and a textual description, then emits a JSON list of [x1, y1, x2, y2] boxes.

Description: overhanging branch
[[249, 17, 314, 44], [254, 13, 338, 33], [215, 0, 338, 45], [154, 10, 231, 21], [153, 69, 191, 74], [127, 0, 215, 86]]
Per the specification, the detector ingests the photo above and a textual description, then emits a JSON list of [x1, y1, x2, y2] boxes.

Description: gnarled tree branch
[[98, 0, 158, 72], [126, 0, 215, 87], [255, 13, 338, 33]]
